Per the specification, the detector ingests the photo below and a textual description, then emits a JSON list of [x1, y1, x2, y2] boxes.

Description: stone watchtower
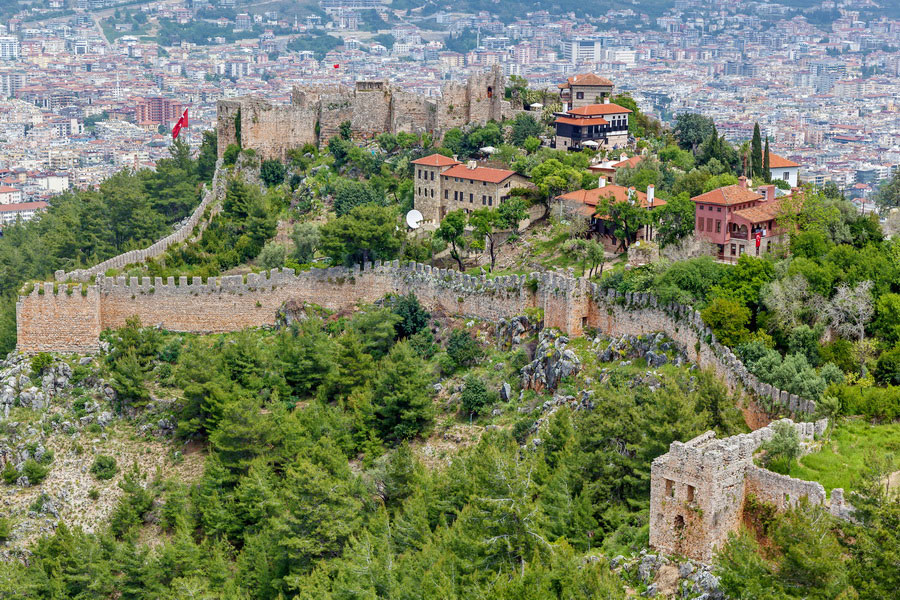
[[649, 419, 834, 562], [410, 154, 461, 225]]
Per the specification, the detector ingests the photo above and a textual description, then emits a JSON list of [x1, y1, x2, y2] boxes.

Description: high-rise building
[[135, 97, 185, 126], [0, 37, 21, 60], [0, 70, 24, 97]]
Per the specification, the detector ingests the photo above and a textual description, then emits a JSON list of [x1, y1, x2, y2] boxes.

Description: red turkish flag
[[755, 231, 762, 248], [333, 63, 340, 69], [181, 108, 188, 128], [171, 115, 183, 140]]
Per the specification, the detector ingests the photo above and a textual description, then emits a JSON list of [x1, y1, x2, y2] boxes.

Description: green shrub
[[0, 516, 11, 541], [88, 488, 100, 501], [446, 329, 483, 373], [30, 352, 53, 378], [21, 460, 49, 485], [874, 346, 900, 386], [91, 455, 118, 480], [759, 422, 800, 472], [223, 143, 240, 166], [829, 384, 900, 420], [461, 375, 494, 416], [1, 462, 18, 485]]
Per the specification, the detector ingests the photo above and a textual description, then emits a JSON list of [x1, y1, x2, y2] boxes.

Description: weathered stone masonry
[[17, 266, 813, 418], [649, 419, 854, 562], [217, 67, 512, 160]]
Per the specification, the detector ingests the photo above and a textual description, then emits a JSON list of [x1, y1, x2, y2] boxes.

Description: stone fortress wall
[[58, 160, 227, 284], [17, 263, 815, 418], [216, 66, 512, 161], [649, 418, 854, 562]]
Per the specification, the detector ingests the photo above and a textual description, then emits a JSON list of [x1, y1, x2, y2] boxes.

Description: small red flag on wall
[[333, 63, 340, 69]]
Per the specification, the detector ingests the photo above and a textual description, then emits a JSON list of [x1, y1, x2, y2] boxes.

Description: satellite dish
[[406, 209, 423, 229]]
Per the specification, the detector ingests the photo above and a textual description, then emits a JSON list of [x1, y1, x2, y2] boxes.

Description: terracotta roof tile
[[440, 164, 517, 184], [567, 103, 632, 116], [411, 153, 460, 167], [558, 184, 664, 210], [554, 116, 609, 126], [561, 73, 614, 87], [691, 185, 763, 206], [767, 152, 800, 168]]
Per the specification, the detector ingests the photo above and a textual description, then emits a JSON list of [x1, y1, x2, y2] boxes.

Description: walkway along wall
[[17, 263, 814, 418]]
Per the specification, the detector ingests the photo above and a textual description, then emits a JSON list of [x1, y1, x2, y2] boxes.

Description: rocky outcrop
[[596, 331, 688, 368], [520, 330, 581, 392]]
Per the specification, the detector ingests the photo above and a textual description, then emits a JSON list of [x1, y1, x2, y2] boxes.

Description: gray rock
[[500, 382, 512, 401], [611, 555, 625, 569], [433, 383, 443, 393], [638, 554, 659, 584], [643, 583, 658, 597], [97, 411, 114, 428], [78, 357, 93, 366]]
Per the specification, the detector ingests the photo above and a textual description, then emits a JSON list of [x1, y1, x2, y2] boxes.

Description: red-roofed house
[[0, 185, 23, 205], [553, 100, 631, 151], [0, 201, 48, 226], [767, 152, 800, 187], [693, 178, 792, 260], [411, 154, 531, 225], [557, 73, 614, 109], [559, 179, 665, 251]]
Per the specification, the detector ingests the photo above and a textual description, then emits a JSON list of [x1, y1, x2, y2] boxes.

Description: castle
[[650, 419, 855, 562], [217, 67, 512, 160]]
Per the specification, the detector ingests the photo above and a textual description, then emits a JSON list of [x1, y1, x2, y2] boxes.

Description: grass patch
[[788, 419, 900, 493]]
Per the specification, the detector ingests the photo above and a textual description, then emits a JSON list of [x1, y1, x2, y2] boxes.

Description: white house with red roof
[[553, 100, 632, 151], [768, 152, 801, 187], [0, 185, 23, 205], [411, 154, 531, 226], [0, 201, 48, 227]]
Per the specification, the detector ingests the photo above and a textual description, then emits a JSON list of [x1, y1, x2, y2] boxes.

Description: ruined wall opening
[[487, 86, 493, 99], [687, 485, 695, 503], [665, 479, 674, 497], [674, 515, 685, 531]]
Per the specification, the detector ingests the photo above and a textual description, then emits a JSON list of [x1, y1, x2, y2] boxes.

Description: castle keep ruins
[[217, 67, 512, 160], [650, 419, 855, 562]]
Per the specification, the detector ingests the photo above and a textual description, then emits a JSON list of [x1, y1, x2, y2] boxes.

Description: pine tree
[[751, 122, 763, 181], [373, 341, 435, 442], [763, 137, 771, 182]]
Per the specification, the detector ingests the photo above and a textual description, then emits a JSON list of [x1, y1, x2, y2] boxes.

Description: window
[[430, 171, 434, 181], [717, 207, 722, 212], [783, 172, 789, 180], [482, 181, 487, 186], [454, 191, 458, 201], [444, 189, 448, 199], [417, 169, 421, 179], [430, 189, 434, 198], [488, 197, 493, 206], [699, 205, 703, 211], [665, 479, 674, 497], [469, 193, 473, 203], [715, 220, 721, 233], [482, 195, 486, 205], [698, 218, 704, 231], [707, 218, 713, 231], [687, 485, 695, 503], [576, 91, 584, 99], [730, 244, 736, 256]]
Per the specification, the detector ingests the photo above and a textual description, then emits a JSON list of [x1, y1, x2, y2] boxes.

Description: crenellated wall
[[649, 418, 853, 563], [18, 263, 815, 420], [217, 67, 514, 160]]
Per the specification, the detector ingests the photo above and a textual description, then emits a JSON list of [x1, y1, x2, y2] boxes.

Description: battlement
[[649, 418, 842, 562], [218, 66, 514, 160]]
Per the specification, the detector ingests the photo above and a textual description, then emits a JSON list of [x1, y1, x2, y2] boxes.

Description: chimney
[[763, 184, 775, 202], [604, 97, 610, 104], [620, 153, 628, 162], [647, 185, 655, 207], [467, 160, 477, 170], [598, 176, 607, 188], [452, 154, 458, 162], [738, 175, 748, 189]]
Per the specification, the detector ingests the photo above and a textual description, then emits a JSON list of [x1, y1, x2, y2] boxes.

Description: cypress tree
[[751, 122, 763, 181], [763, 137, 771, 182]]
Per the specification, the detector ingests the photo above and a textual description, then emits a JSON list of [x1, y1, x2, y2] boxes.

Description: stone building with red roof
[[411, 154, 531, 226], [557, 73, 615, 110], [693, 177, 794, 261]]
